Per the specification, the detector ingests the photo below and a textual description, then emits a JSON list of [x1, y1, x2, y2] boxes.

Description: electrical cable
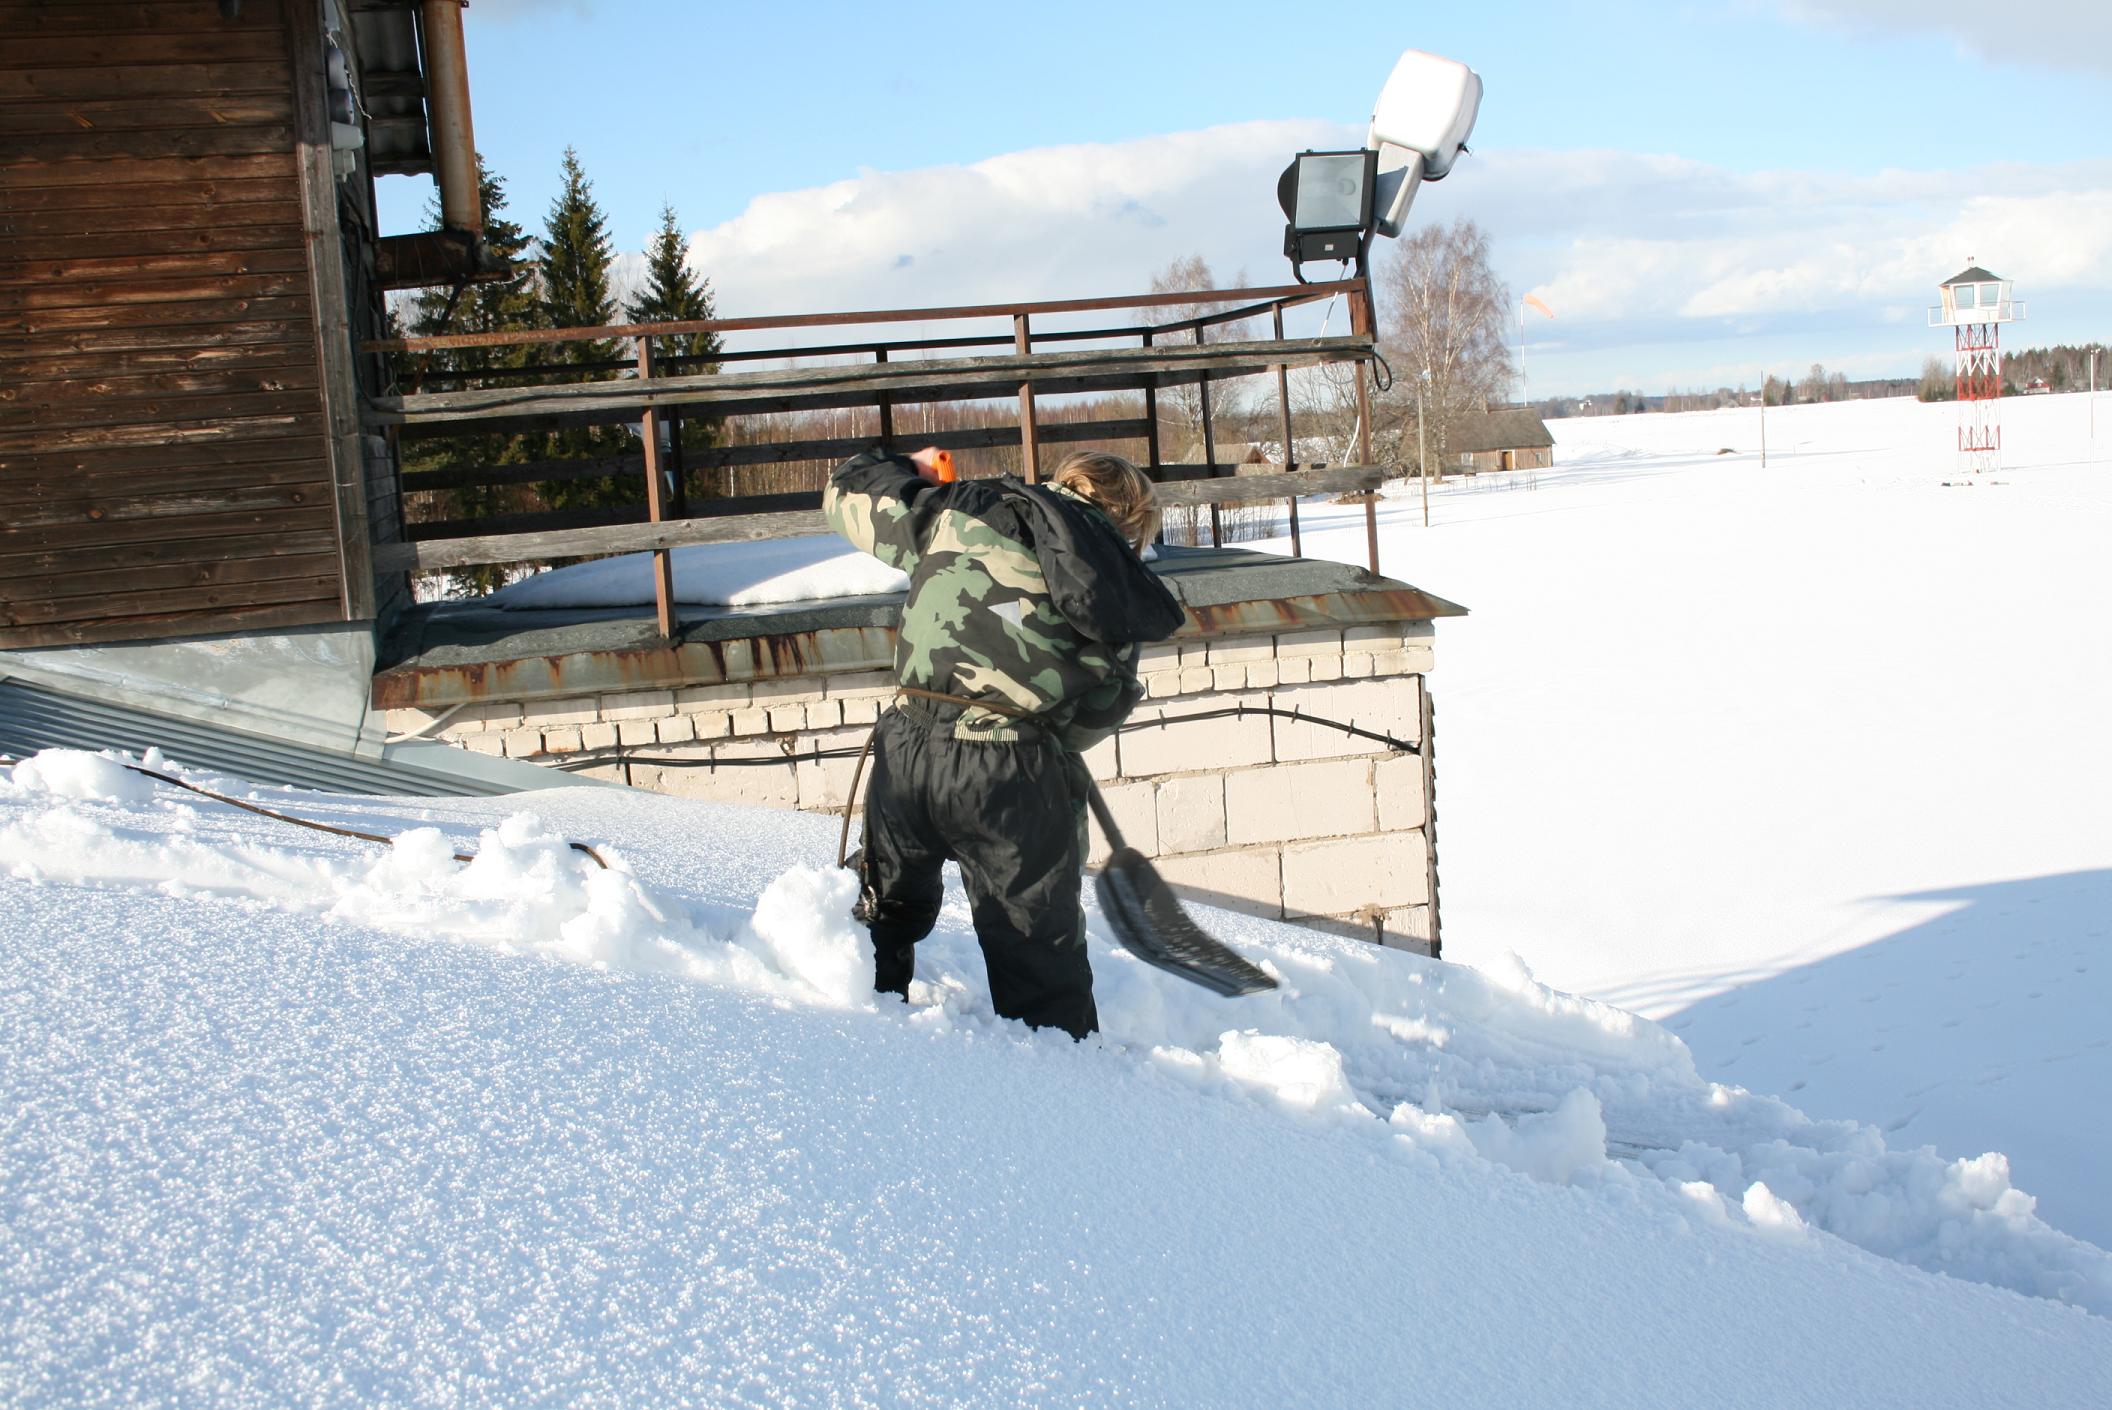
[[0, 758, 611, 870], [538, 702, 1420, 774]]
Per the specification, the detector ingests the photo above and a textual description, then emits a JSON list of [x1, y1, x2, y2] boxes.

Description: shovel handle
[[1067, 754, 1125, 851]]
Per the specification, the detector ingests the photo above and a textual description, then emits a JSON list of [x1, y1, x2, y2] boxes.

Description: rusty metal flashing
[[370, 549, 1467, 711]]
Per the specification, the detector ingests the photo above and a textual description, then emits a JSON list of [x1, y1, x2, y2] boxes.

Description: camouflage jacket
[[824, 449, 1184, 750]]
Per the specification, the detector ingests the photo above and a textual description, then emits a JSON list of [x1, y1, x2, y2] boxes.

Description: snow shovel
[[1078, 769, 1278, 998]]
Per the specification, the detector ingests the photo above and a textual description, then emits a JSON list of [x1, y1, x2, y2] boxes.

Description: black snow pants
[[856, 699, 1097, 1039]]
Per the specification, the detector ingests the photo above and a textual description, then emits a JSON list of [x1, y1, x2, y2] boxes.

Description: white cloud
[[1503, 154, 2112, 326], [668, 123, 2111, 394], [683, 119, 1354, 327], [1774, 1, 2112, 73]]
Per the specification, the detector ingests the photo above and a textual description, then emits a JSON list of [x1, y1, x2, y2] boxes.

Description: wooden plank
[[372, 467, 1396, 575], [4, 572, 337, 629], [2, 33, 288, 69], [0, 246, 311, 296], [2, 388, 322, 435], [4, 367, 321, 422], [0, 151, 296, 190], [0, 409, 315, 454], [0, 181, 296, 220], [0, 124, 298, 165], [0, 596, 340, 651], [4, 480, 329, 531], [406, 502, 654, 541], [0, 269, 313, 313], [0, 94, 295, 138], [1148, 466, 1385, 508], [0, 1, 284, 34], [0, 224, 309, 265], [392, 417, 1155, 493], [0, 431, 326, 479], [9, 550, 341, 610], [0, 503, 336, 560], [1, 294, 314, 339], [0, 308, 314, 354], [362, 279, 1367, 355], [0, 462, 333, 510], [0, 339, 317, 384], [0, 523, 336, 579], [377, 339, 1374, 435], [0, 62, 291, 103]]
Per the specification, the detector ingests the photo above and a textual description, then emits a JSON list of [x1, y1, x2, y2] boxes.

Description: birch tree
[[1376, 219, 1512, 464]]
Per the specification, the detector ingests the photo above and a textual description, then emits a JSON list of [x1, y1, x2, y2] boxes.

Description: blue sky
[[377, 1, 2112, 396]]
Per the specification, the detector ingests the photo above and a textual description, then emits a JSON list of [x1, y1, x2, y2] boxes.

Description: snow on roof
[[483, 535, 908, 611]]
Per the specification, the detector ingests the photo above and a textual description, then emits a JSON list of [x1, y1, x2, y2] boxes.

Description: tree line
[[1915, 342, 2111, 401], [389, 148, 721, 592]]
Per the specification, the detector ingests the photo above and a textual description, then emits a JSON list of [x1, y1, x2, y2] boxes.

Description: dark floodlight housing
[[1278, 148, 1379, 276]]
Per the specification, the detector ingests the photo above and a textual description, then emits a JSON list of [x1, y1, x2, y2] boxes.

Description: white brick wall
[[1151, 846, 1282, 915], [1119, 693, 1272, 776], [1155, 774, 1227, 854], [1086, 781, 1158, 865], [419, 617, 1441, 949], [1224, 758, 1375, 845], [1282, 833, 1429, 917]]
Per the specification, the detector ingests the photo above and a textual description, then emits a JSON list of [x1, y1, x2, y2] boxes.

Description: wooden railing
[[360, 280, 1385, 634]]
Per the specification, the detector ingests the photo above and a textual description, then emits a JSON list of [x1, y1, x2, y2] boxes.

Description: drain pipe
[[377, 0, 504, 289], [422, 0, 480, 238]]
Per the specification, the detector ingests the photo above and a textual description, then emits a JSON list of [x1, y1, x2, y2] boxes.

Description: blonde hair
[[1050, 450, 1160, 550]]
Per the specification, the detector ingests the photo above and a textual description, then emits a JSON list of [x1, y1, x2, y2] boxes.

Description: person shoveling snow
[[825, 445, 1272, 1037]]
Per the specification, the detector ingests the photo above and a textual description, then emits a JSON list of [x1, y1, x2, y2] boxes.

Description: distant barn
[[1444, 408, 1554, 475]]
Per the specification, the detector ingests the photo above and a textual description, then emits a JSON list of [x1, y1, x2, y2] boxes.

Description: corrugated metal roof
[[0, 678, 587, 798]]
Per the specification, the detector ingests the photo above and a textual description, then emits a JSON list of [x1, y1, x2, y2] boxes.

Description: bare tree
[[1374, 218, 1513, 467], [1147, 254, 1253, 463]]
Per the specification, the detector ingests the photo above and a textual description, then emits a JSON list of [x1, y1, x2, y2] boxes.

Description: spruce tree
[[626, 202, 724, 477], [535, 146, 630, 510], [627, 203, 720, 367], [539, 145, 619, 365]]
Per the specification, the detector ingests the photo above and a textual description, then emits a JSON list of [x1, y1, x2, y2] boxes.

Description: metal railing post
[[637, 336, 677, 638], [1142, 326, 1162, 471], [1274, 303, 1300, 557], [1014, 313, 1040, 481], [875, 347, 894, 450]]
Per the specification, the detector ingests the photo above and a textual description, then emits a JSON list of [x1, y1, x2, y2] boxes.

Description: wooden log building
[[0, 0, 481, 650], [1443, 407, 1555, 475]]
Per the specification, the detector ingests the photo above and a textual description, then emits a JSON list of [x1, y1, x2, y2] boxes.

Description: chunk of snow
[[5, 748, 156, 803]]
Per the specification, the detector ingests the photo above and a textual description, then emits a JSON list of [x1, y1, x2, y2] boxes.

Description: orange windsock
[[1524, 293, 1555, 319]]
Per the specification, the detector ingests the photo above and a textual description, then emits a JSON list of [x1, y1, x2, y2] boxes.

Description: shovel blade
[[1094, 847, 1278, 998]]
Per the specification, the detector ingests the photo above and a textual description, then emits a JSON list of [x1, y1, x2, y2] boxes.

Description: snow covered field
[[4, 393, 2110, 1405], [1279, 392, 2112, 1250]]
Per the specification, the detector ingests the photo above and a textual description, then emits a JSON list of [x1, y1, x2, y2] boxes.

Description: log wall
[[0, 0, 357, 648]]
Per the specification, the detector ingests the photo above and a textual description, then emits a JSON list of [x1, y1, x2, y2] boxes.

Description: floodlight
[[1278, 48, 1482, 278], [1276, 149, 1377, 266]]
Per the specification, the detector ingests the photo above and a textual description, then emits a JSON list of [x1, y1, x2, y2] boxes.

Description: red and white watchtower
[[1930, 262, 2025, 474]]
